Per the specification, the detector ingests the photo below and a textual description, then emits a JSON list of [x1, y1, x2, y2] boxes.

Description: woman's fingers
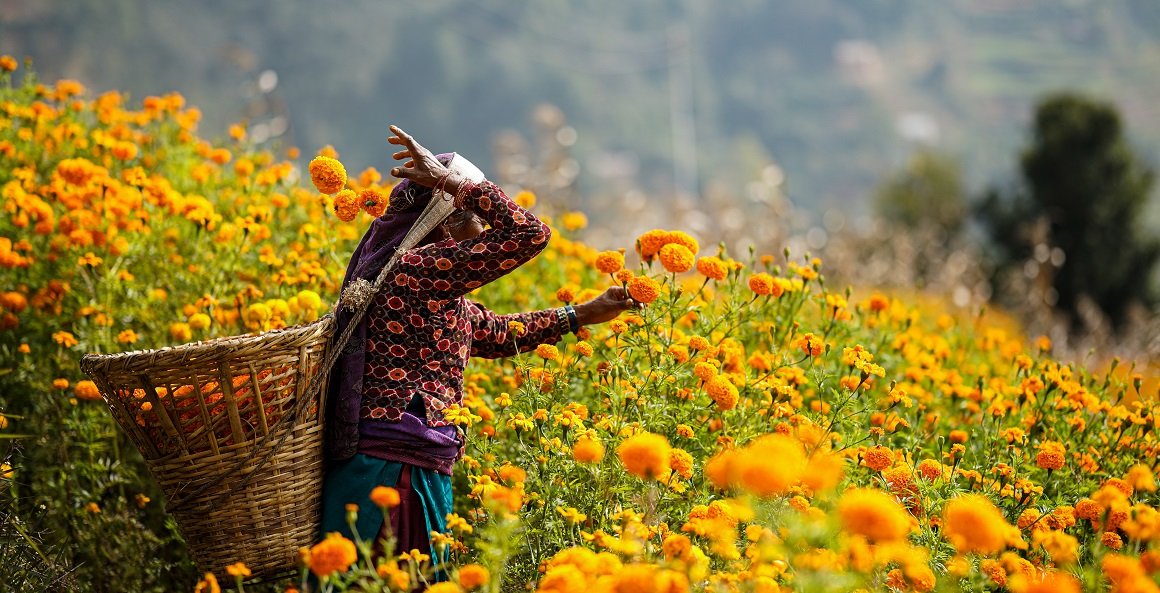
[[392, 149, 410, 160], [390, 166, 416, 180]]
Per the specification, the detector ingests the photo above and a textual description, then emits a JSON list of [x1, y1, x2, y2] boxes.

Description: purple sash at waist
[[358, 413, 460, 476]]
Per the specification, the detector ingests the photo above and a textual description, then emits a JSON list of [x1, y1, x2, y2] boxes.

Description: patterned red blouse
[[362, 181, 569, 427]]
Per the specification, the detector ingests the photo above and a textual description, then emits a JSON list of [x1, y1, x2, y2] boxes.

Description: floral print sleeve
[[465, 300, 569, 359], [395, 181, 551, 301]]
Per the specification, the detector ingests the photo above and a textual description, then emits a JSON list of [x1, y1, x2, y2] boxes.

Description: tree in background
[[871, 151, 969, 288], [978, 93, 1159, 331]]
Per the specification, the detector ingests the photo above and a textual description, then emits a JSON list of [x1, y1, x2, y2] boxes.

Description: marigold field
[[1, 60, 1158, 593]]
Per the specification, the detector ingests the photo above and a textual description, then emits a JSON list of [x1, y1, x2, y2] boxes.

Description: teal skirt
[[319, 454, 454, 573]]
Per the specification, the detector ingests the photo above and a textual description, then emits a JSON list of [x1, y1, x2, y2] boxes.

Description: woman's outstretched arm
[[467, 287, 638, 359]]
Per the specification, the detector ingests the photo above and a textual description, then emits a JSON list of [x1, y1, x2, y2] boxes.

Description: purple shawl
[[323, 153, 455, 461]]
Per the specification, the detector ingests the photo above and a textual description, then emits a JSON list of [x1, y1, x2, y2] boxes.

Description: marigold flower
[[555, 287, 575, 304], [574, 342, 593, 357], [1101, 531, 1123, 550], [626, 275, 661, 304], [193, 573, 219, 593], [669, 448, 694, 479], [308, 156, 347, 194], [333, 189, 360, 222], [370, 486, 400, 508], [863, 446, 894, 471], [116, 329, 139, 344], [53, 331, 79, 348], [309, 532, 357, 577], [1007, 571, 1081, 593], [74, 380, 101, 401], [635, 229, 669, 260], [225, 562, 251, 578], [695, 256, 728, 281], [0, 55, 17, 72], [1035, 441, 1065, 471], [169, 322, 193, 342], [705, 376, 739, 411], [608, 319, 628, 334], [942, 494, 1020, 555], [507, 320, 527, 337], [458, 564, 489, 590], [796, 333, 824, 357], [52, 378, 69, 390], [747, 273, 776, 296], [359, 187, 389, 217], [617, 432, 671, 480], [514, 190, 536, 209], [594, 250, 624, 274], [536, 344, 561, 363], [659, 243, 694, 273], [572, 437, 604, 464], [729, 434, 808, 497]]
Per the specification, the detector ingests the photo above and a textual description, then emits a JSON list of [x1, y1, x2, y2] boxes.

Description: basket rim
[[79, 313, 335, 374]]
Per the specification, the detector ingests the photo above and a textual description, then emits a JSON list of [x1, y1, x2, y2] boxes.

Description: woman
[[319, 126, 634, 576]]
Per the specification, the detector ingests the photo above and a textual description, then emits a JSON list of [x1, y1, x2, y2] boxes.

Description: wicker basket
[[79, 314, 335, 582]]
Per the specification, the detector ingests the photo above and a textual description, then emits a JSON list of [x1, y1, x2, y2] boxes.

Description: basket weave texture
[[79, 315, 335, 582]]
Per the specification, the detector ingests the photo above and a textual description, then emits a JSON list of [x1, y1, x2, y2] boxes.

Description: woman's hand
[[574, 286, 642, 327], [387, 125, 465, 192]]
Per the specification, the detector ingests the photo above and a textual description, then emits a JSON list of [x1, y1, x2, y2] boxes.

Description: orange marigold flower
[[747, 273, 775, 296], [309, 156, 347, 194], [695, 256, 729, 281], [371, 486, 400, 508], [669, 448, 694, 479], [705, 376, 739, 411], [52, 378, 69, 389], [665, 231, 700, 255], [193, 573, 219, 593], [594, 250, 625, 274], [949, 430, 968, 444], [942, 494, 1020, 555], [635, 229, 669, 260], [1035, 441, 1065, 471], [796, 333, 824, 357], [1101, 531, 1123, 550], [862, 445, 894, 471], [572, 438, 605, 464], [0, 55, 17, 72], [617, 432, 671, 480], [555, 287, 575, 304], [659, 243, 694, 273], [458, 564, 489, 590], [309, 532, 357, 577], [626, 275, 661, 304], [333, 189, 360, 222], [917, 459, 943, 481], [74, 380, 101, 401], [1007, 571, 1081, 593], [225, 562, 251, 578], [837, 488, 912, 543], [676, 424, 695, 439], [507, 320, 527, 337], [536, 344, 561, 363], [52, 331, 79, 348], [360, 188, 389, 218]]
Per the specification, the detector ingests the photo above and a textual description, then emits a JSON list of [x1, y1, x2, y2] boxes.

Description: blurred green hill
[[3, 0, 1159, 217]]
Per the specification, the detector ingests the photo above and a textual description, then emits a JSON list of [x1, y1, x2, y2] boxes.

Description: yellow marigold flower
[[308, 532, 357, 577], [617, 432, 671, 480], [695, 256, 728, 281], [676, 424, 695, 439], [186, 313, 211, 331], [371, 486, 400, 508], [507, 320, 527, 337], [608, 319, 628, 334], [536, 344, 562, 363], [662, 534, 692, 561], [574, 341, 593, 357], [669, 448, 694, 479], [355, 188, 386, 218], [626, 275, 661, 304], [169, 322, 193, 342], [111, 141, 138, 161], [426, 583, 462, 593], [458, 564, 489, 590], [1125, 464, 1156, 492], [538, 564, 585, 593], [594, 250, 624, 274], [333, 189, 360, 222], [705, 376, 739, 411], [573, 438, 605, 464], [74, 380, 101, 401], [514, 190, 536, 209], [308, 156, 347, 194], [225, 562, 251, 578], [659, 243, 694, 273], [942, 494, 1020, 555], [116, 329, 139, 344], [561, 211, 588, 231], [557, 506, 588, 524]]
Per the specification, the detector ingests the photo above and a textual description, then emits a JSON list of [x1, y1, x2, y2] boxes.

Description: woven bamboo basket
[[79, 314, 335, 582]]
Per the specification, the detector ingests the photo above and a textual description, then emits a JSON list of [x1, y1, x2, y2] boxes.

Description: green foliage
[[873, 150, 967, 236], [978, 92, 1160, 328]]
